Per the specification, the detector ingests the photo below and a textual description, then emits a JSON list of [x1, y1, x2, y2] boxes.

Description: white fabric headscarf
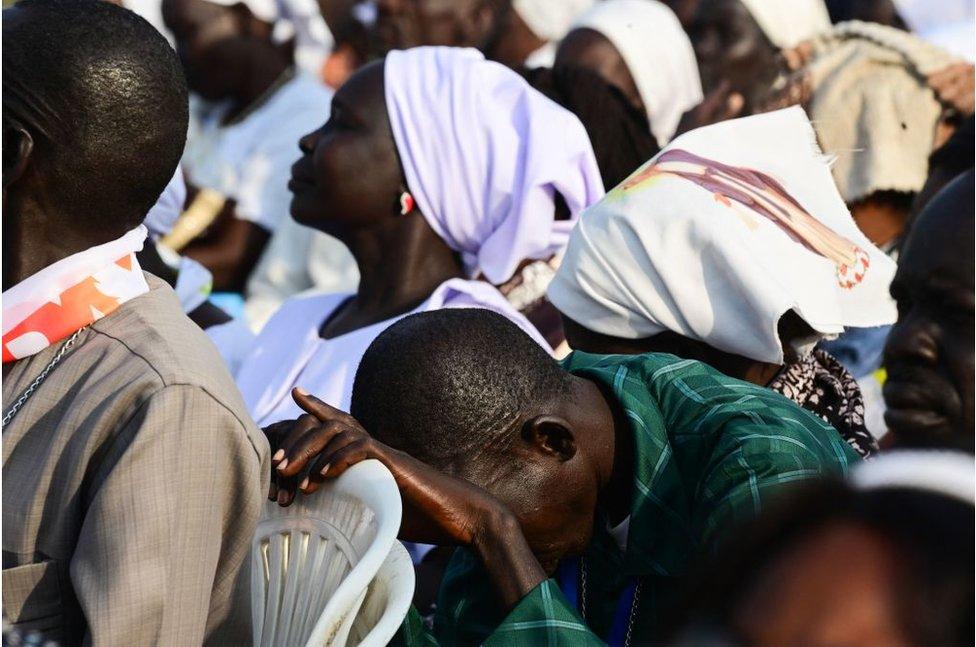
[[384, 47, 605, 285], [548, 107, 898, 365], [514, 0, 596, 41], [739, 0, 831, 48], [852, 450, 975, 505], [572, 0, 703, 144]]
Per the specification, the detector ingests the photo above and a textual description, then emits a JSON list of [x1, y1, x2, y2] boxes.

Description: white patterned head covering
[[548, 107, 897, 364]]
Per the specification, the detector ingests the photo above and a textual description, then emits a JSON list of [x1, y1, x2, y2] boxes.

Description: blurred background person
[[690, 0, 830, 113], [555, 0, 703, 145], [668, 450, 975, 646], [883, 171, 974, 453], [161, 0, 332, 291], [367, 0, 595, 69]]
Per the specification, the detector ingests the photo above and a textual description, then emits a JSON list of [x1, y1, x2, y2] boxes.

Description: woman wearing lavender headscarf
[[234, 46, 604, 429]]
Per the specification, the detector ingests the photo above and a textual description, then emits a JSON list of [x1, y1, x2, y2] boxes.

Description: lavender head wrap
[[384, 47, 605, 285]]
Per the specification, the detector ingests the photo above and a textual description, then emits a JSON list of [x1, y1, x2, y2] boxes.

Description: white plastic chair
[[347, 541, 417, 646], [251, 459, 404, 647]]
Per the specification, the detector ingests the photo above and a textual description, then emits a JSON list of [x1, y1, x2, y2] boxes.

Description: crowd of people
[[1, 0, 973, 645]]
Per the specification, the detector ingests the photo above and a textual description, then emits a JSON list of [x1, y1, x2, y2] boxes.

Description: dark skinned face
[[690, 0, 778, 108], [162, 0, 264, 100], [884, 172, 975, 452], [449, 379, 626, 574], [462, 439, 602, 573], [289, 61, 403, 239], [555, 28, 644, 112], [371, 0, 484, 55]]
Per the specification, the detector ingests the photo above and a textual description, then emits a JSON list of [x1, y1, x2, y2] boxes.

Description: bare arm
[[269, 389, 547, 611]]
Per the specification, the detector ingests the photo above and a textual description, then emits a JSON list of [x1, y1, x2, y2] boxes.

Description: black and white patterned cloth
[[769, 349, 878, 458]]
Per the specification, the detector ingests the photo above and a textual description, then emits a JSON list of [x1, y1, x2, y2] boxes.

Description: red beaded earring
[[399, 191, 415, 215]]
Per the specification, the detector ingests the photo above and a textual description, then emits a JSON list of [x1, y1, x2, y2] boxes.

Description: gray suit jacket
[[2, 275, 269, 645]]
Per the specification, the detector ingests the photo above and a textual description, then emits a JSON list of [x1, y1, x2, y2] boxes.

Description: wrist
[[471, 503, 521, 554]]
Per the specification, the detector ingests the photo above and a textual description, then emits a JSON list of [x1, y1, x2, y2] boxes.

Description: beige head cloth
[[803, 21, 961, 204]]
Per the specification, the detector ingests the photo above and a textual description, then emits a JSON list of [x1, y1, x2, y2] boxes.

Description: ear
[[3, 123, 33, 192], [522, 415, 578, 462], [467, 0, 503, 44]]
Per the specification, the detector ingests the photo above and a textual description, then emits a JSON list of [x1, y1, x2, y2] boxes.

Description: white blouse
[[235, 278, 551, 427]]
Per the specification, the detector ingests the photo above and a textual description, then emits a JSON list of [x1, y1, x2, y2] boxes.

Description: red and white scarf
[[2, 226, 150, 363]]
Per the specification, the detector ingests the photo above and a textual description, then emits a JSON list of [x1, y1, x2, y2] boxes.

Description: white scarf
[[548, 107, 897, 365], [2, 226, 149, 363]]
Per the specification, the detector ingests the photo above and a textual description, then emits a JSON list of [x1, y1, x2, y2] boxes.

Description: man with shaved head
[[2, 1, 268, 642]]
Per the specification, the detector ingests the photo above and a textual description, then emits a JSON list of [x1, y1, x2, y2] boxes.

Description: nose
[[298, 128, 320, 156], [883, 311, 940, 369]]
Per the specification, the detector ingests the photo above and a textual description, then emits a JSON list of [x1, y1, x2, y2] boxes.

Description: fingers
[[292, 387, 352, 424], [272, 413, 319, 472], [277, 419, 348, 478]]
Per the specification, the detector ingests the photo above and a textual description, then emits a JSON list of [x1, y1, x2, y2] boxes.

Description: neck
[[227, 47, 290, 121], [574, 375, 635, 525], [328, 216, 464, 329], [2, 202, 116, 291]]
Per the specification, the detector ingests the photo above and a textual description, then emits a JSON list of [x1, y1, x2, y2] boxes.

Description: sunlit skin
[[883, 171, 975, 452], [267, 375, 635, 612], [161, 0, 293, 289]]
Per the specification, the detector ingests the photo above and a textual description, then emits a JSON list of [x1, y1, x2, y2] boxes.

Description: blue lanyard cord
[[557, 558, 638, 647]]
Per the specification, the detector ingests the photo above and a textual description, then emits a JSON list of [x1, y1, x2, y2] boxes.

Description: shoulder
[[256, 289, 351, 339], [88, 276, 263, 446]]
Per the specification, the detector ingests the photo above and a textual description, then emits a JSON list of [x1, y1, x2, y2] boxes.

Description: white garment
[[894, 0, 975, 60], [244, 217, 359, 331], [514, 0, 596, 41], [547, 107, 898, 365], [143, 167, 187, 240], [572, 0, 703, 144], [206, 318, 256, 376], [278, 0, 336, 76], [739, 0, 831, 48], [182, 73, 332, 232], [852, 450, 976, 505], [524, 41, 558, 68], [236, 279, 551, 426]]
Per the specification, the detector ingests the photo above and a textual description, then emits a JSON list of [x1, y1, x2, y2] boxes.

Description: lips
[[882, 373, 960, 438]]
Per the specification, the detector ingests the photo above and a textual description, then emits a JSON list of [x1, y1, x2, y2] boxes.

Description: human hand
[[675, 79, 745, 135], [928, 62, 975, 117], [271, 388, 515, 548]]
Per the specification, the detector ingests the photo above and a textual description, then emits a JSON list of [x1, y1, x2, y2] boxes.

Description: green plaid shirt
[[396, 352, 860, 645]]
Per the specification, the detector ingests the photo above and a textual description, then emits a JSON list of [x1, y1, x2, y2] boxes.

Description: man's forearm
[[471, 507, 547, 611]]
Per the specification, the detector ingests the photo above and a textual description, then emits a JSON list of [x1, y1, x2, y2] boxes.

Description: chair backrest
[[251, 459, 402, 647], [347, 541, 417, 646]]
